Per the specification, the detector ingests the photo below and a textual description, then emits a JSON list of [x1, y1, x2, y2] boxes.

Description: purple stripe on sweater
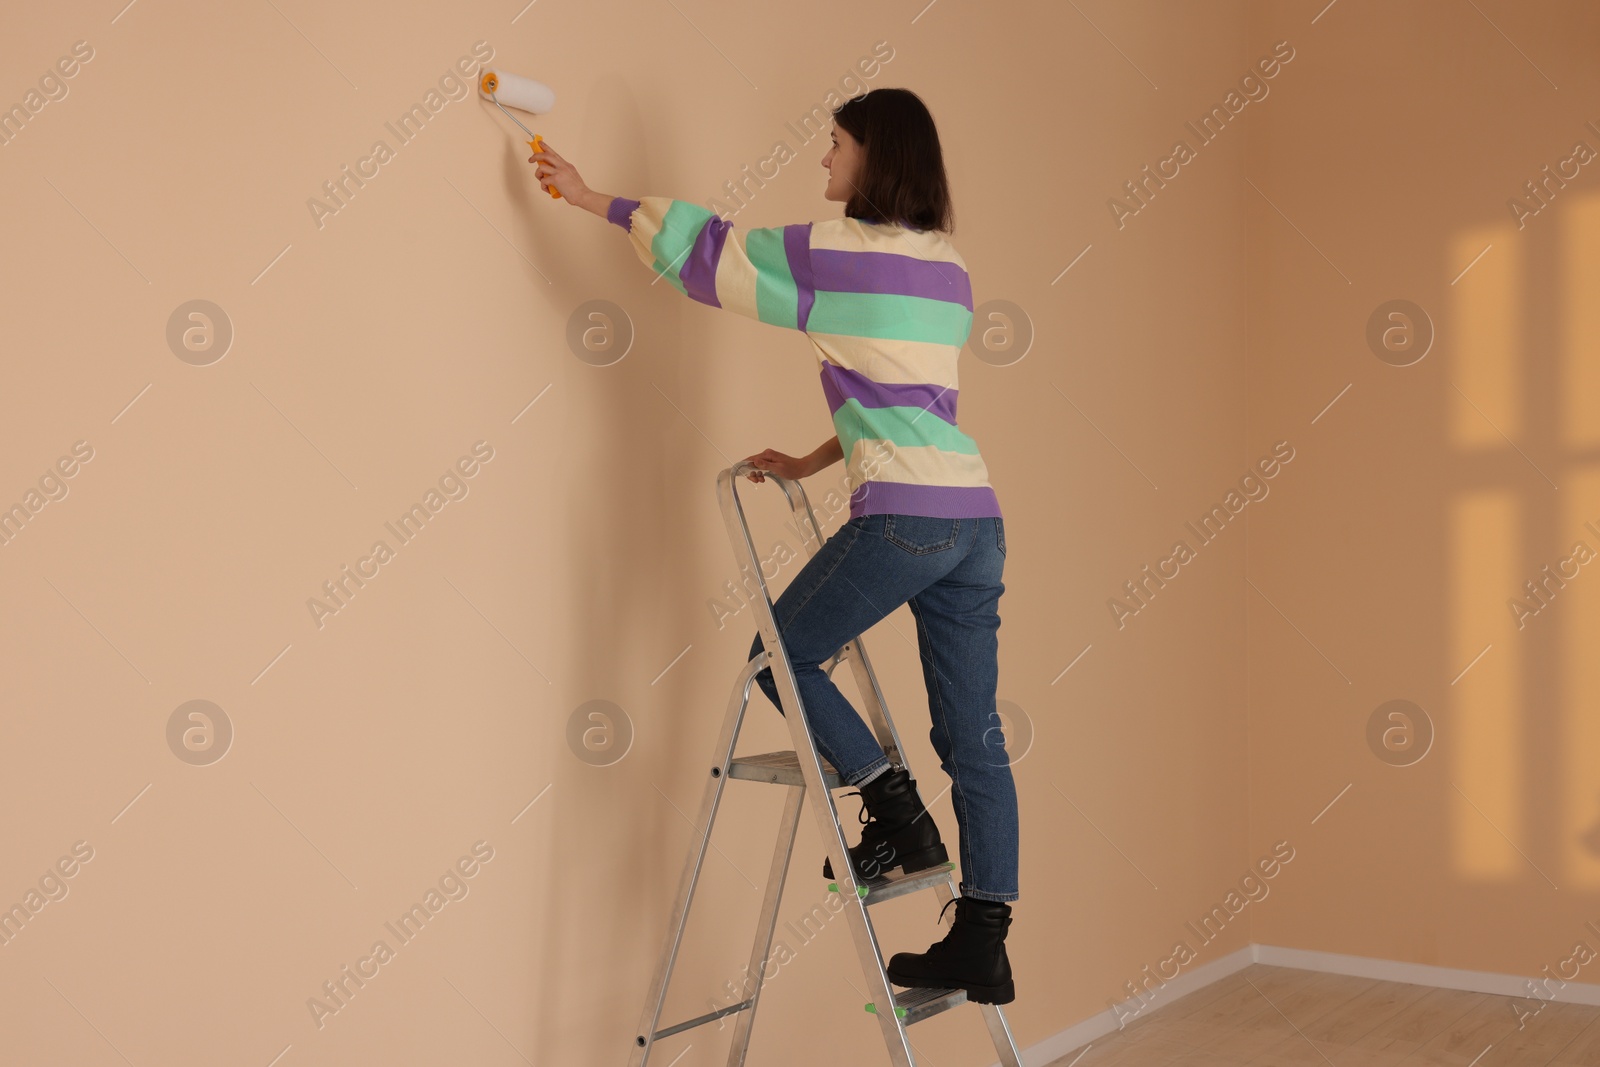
[[679, 216, 730, 308], [819, 362, 959, 424], [849, 481, 1001, 521], [785, 224, 815, 330], [811, 249, 973, 311], [606, 197, 640, 231]]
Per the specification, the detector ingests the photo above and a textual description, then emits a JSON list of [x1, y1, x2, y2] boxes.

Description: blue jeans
[[748, 513, 1019, 903]]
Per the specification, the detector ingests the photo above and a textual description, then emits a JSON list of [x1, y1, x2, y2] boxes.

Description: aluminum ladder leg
[[628, 461, 1023, 1067]]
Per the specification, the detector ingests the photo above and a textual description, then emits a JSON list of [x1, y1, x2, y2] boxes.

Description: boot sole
[[891, 842, 950, 876], [885, 968, 1015, 1005], [823, 841, 950, 882]]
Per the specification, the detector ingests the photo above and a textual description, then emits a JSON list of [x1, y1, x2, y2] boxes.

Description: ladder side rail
[[628, 655, 766, 1066], [768, 472, 912, 769], [718, 465, 918, 1067], [838, 637, 909, 771], [977, 1002, 1026, 1067], [780, 469, 1021, 1066], [772, 474, 846, 681], [723, 784, 806, 1067], [715, 466, 861, 903], [929, 877, 1025, 1067], [773, 474, 828, 559]]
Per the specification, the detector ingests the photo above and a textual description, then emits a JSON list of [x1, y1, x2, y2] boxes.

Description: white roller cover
[[482, 70, 555, 114]]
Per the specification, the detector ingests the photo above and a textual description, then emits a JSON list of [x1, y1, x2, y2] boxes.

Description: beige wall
[[0, 1, 1592, 1064], [1246, 0, 1600, 986]]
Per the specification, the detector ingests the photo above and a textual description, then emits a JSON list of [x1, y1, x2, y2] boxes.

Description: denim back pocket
[[996, 516, 1006, 557], [883, 514, 961, 555]]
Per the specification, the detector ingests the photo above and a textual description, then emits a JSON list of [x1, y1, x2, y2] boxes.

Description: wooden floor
[[1044, 964, 1600, 1066]]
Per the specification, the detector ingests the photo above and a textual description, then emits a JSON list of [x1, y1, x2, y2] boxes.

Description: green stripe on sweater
[[745, 227, 798, 328], [808, 291, 973, 344], [651, 200, 715, 290], [833, 400, 981, 457]]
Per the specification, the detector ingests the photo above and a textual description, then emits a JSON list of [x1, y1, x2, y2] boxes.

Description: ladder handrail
[[721, 461, 912, 771]]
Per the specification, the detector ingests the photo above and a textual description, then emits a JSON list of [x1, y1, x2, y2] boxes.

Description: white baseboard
[[1251, 943, 1600, 1007], [988, 944, 1255, 1067], [990, 942, 1600, 1067]]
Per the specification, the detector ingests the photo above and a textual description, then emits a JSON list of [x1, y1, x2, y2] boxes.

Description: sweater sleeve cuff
[[606, 197, 641, 231]]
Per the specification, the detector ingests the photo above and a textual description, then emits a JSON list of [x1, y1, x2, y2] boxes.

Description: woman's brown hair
[[831, 88, 954, 234]]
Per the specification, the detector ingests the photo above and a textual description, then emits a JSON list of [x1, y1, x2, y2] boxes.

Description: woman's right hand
[[743, 448, 815, 483]]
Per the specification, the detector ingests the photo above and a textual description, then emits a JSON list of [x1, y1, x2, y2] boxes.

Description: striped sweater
[[607, 196, 1001, 521]]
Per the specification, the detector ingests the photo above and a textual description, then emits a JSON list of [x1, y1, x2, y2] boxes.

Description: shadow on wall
[[497, 77, 709, 1048]]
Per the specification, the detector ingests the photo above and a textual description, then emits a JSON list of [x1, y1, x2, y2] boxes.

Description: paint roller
[[479, 69, 560, 198]]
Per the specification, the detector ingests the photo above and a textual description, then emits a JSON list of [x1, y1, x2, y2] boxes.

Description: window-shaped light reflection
[[1562, 468, 1600, 887], [1451, 490, 1520, 878], [1563, 196, 1600, 448], [1562, 193, 1600, 885], [1451, 224, 1521, 448]]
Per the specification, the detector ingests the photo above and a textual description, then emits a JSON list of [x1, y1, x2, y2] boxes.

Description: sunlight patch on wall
[[1561, 197, 1600, 885], [1451, 223, 1521, 448], [1451, 490, 1520, 879], [1563, 467, 1600, 887], [1563, 194, 1600, 446]]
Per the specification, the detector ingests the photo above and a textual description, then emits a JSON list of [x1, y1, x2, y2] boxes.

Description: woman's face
[[822, 125, 862, 203]]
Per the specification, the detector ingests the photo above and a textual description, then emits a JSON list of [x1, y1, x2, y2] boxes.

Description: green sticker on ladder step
[[864, 1002, 908, 1019], [826, 883, 869, 897]]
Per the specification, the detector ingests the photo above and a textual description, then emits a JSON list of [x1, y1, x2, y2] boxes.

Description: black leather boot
[[886, 897, 1015, 1004], [821, 765, 948, 882]]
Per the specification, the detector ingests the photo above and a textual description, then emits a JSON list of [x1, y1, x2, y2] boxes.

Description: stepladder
[[628, 460, 1024, 1067]]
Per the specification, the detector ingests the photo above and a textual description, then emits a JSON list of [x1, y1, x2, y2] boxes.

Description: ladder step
[[645, 998, 752, 1043], [829, 862, 956, 906], [864, 985, 968, 1026], [727, 750, 844, 789]]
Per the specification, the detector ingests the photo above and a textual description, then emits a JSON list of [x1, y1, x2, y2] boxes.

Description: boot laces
[[917, 897, 963, 958], [842, 790, 873, 828]]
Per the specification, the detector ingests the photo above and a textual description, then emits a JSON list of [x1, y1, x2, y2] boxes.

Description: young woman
[[532, 88, 1018, 1006]]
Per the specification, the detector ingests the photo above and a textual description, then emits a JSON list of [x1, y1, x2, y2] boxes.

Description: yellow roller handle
[[531, 135, 561, 199]]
